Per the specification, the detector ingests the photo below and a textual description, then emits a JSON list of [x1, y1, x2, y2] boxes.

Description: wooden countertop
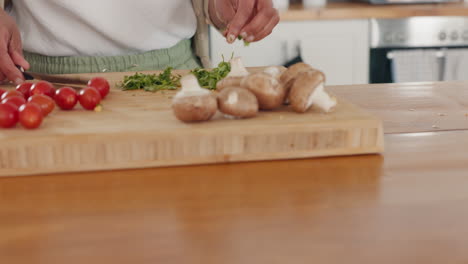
[[280, 2, 468, 21], [2, 81, 468, 263]]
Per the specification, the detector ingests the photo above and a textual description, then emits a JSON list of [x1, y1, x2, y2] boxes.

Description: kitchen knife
[[18, 66, 89, 85], [23, 71, 89, 85]]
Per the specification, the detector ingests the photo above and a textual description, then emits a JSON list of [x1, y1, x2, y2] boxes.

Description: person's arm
[[0, 4, 29, 85], [208, 0, 280, 44]]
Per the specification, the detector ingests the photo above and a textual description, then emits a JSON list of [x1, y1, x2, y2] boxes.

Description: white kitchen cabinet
[[209, 19, 370, 85]]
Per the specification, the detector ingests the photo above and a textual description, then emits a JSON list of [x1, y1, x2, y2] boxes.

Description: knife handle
[[17, 66, 34, 80]]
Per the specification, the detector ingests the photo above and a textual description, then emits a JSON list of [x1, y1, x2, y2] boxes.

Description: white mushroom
[[172, 74, 218, 122], [288, 70, 336, 113], [263, 66, 286, 79], [216, 57, 250, 90], [217, 87, 258, 118], [241, 72, 286, 110], [280, 62, 316, 92]]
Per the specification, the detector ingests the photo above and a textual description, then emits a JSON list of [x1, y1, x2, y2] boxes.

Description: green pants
[[23, 39, 202, 74]]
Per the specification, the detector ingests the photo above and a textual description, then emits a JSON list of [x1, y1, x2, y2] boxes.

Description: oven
[[369, 17, 468, 83], [359, 0, 458, 4]]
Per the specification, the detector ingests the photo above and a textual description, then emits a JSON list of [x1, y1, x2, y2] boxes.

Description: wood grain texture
[[280, 2, 468, 21], [1, 130, 468, 264], [0, 70, 383, 177], [329, 81, 468, 134]]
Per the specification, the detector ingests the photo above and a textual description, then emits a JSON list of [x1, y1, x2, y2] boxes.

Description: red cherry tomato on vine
[[1, 96, 26, 110], [88, 77, 110, 98], [0, 102, 19, 128], [79, 87, 102, 110], [30, 81, 56, 98], [1, 90, 25, 100], [16, 82, 33, 99], [28, 94, 55, 116], [19, 103, 44, 129], [55, 87, 78, 110]]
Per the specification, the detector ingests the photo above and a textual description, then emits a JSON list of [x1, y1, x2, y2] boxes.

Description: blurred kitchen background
[[208, 0, 468, 85]]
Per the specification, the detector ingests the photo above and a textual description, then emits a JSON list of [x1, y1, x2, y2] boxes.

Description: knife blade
[[18, 66, 89, 85], [23, 71, 89, 85]]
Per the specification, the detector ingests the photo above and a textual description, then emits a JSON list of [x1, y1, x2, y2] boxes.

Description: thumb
[[9, 29, 30, 70], [225, 0, 255, 43], [209, 0, 236, 34]]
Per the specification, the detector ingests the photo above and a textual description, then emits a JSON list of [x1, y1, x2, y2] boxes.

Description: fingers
[[0, 28, 27, 85], [209, 0, 236, 33], [10, 50, 30, 71], [0, 40, 25, 85], [225, 0, 256, 43], [9, 29, 30, 70], [249, 10, 279, 42], [239, 6, 279, 42], [0, 53, 24, 85], [0, 72, 6, 84]]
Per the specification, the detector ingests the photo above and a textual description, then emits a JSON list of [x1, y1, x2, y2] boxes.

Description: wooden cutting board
[[0, 70, 384, 177]]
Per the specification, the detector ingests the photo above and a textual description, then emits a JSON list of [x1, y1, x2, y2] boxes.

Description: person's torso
[[11, 0, 197, 57]]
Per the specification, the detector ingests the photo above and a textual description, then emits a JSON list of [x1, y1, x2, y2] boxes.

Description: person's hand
[[0, 9, 29, 85], [209, 0, 280, 44]]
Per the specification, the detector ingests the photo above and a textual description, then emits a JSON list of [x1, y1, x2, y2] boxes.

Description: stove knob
[[462, 30, 468, 41], [451, 31, 459, 41], [439, 31, 447, 41]]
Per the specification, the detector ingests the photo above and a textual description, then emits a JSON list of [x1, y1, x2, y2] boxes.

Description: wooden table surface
[[280, 2, 468, 21], [1, 81, 468, 263]]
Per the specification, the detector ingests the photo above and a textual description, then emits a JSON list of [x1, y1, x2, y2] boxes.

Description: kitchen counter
[[280, 2, 468, 20], [1, 80, 468, 263]]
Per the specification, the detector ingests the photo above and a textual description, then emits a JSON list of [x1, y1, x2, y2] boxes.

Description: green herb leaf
[[190, 60, 231, 90], [120, 67, 181, 92], [120, 59, 232, 92], [237, 35, 250, 46]]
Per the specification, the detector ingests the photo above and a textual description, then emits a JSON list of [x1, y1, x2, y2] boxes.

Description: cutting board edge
[[1, 115, 384, 177], [0, 145, 384, 178]]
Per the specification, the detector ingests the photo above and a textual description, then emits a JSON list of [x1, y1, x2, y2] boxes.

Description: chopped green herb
[[120, 67, 181, 92], [190, 60, 231, 90], [120, 56, 233, 92], [237, 35, 250, 46]]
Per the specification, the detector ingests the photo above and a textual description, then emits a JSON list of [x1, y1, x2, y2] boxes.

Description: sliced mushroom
[[172, 74, 218, 122], [216, 57, 250, 90], [217, 87, 258, 118], [241, 72, 286, 110], [289, 70, 336, 113]]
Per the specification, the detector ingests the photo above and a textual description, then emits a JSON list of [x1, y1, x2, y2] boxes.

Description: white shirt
[[10, 0, 198, 57]]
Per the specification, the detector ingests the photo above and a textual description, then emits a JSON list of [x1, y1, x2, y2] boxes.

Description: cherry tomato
[[0, 89, 6, 98], [30, 81, 56, 98], [1, 96, 26, 110], [19, 103, 43, 129], [28, 94, 55, 116], [16, 82, 34, 99], [55, 87, 78, 110], [79, 87, 102, 110], [0, 102, 19, 128], [88, 77, 110, 98], [1, 90, 25, 100]]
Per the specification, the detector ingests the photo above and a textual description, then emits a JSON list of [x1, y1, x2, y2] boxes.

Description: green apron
[[23, 39, 202, 74]]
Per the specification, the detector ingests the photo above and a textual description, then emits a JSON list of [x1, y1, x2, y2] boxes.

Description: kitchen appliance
[[369, 16, 468, 83], [360, 0, 459, 4]]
